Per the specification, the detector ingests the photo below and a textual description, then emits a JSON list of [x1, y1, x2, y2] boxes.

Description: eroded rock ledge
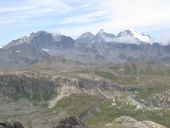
[[0, 120, 24, 128], [52, 116, 88, 128]]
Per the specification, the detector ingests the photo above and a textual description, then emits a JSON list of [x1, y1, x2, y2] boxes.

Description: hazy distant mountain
[[0, 31, 76, 68], [76, 32, 95, 44], [0, 29, 170, 68], [76, 29, 151, 44], [91, 29, 116, 43], [0, 43, 48, 68], [76, 29, 116, 44], [5, 31, 75, 50]]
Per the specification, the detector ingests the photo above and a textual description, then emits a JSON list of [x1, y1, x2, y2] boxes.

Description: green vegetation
[[46, 63, 170, 127], [129, 85, 170, 99], [51, 93, 170, 127], [1, 62, 170, 128], [76, 63, 170, 99], [0, 75, 56, 103], [52, 93, 105, 116], [88, 99, 170, 127]]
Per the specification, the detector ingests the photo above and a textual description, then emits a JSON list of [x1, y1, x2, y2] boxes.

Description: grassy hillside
[[51, 93, 170, 128]]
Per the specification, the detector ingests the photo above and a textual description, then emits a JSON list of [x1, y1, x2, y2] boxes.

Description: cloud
[[31, 0, 71, 12], [0, 6, 37, 13], [0, 0, 170, 45], [155, 32, 170, 45], [62, 10, 111, 24], [101, 0, 170, 31]]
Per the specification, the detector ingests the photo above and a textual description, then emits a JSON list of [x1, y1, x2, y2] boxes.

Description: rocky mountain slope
[[0, 29, 170, 128], [0, 29, 170, 68], [114, 116, 166, 128], [0, 66, 170, 128]]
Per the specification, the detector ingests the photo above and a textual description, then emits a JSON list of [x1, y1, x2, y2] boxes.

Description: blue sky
[[0, 0, 170, 46]]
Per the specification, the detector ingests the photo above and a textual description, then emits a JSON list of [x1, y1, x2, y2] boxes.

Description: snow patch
[[116, 29, 151, 44], [129, 29, 150, 43], [113, 35, 139, 44], [42, 48, 49, 52], [15, 51, 20, 53]]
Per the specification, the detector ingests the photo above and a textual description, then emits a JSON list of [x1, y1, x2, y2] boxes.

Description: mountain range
[[76, 29, 151, 44], [0, 29, 170, 128], [0, 29, 170, 68]]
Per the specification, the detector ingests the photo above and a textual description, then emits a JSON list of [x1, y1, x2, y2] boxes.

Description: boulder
[[53, 116, 88, 128], [0, 120, 24, 128]]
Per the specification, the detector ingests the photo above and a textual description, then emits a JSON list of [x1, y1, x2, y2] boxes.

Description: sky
[[0, 0, 170, 46]]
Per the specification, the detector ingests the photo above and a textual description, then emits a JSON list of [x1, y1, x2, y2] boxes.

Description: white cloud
[[0, 6, 37, 13], [99, 0, 170, 31], [0, 0, 72, 27], [62, 10, 111, 24], [0, 0, 71, 15], [31, 0, 71, 12], [155, 32, 170, 45], [48, 0, 170, 38], [0, 0, 170, 44]]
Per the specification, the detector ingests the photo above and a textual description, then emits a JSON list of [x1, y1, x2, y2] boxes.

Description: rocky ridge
[[114, 116, 167, 128]]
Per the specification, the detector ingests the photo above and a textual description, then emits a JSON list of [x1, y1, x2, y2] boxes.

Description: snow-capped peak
[[118, 29, 151, 43], [128, 29, 150, 43], [15, 50, 20, 53], [91, 29, 116, 43]]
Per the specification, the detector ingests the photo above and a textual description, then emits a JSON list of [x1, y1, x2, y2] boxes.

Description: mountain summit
[[92, 29, 116, 43], [76, 29, 151, 44], [117, 29, 151, 44], [76, 29, 116, 44], [5, 31, 75, 50], [1, 29, 167, 68], [76, 32, 95, 44]]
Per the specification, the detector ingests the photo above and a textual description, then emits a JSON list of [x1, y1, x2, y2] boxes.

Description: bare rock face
[[0, 120, 24, 128], [114, 116, 167, 128], [146, 90, 170, 108], [53, 116, 88, 128]]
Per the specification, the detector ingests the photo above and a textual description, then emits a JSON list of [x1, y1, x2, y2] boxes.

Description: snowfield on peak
[[115, 29, 151, 44], [76, 29, 151, 44], [129, 29, 151, 43], [113, 35, 140, 44], [42, 48, 49, 52]]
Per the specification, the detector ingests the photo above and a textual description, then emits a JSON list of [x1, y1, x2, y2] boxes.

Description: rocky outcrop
[[145, 90, 170, 108], [53, 116, 88, 128], [114, 116, 167, 128], [0, 73, 57, 101], [0, 72, 126, 108], [0, 120, 24, 128]]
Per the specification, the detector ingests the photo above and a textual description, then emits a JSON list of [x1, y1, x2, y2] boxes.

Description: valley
[[0, 61, 170, 128], [0, 30, 170, 128]]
